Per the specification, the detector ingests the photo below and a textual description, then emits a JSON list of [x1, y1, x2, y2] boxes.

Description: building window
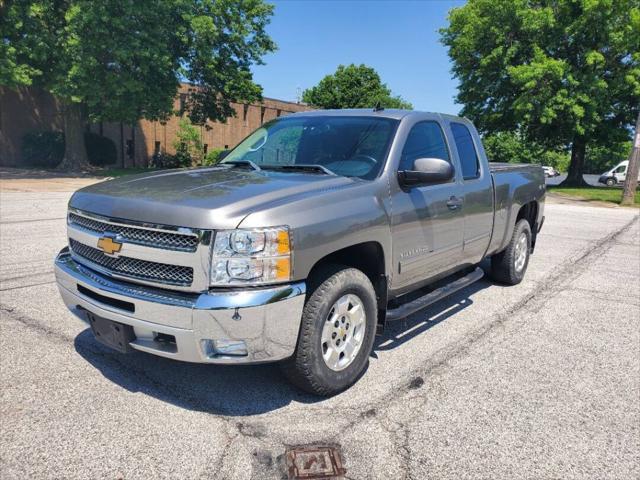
[[260, 106, 266, 125], [203, 143, 208, 154], [179, 94, 187, 115], [154, 141, 161, 154], [243, 104, 249, 124], [224, 144, 229, 149], [276, 109, 281, 117], [126, 139, 134, 159]]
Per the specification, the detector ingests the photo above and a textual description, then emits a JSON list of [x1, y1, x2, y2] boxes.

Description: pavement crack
[[0, 303, 74, 344], [0, 217, 65, 225], [0, 280, 56, 291]]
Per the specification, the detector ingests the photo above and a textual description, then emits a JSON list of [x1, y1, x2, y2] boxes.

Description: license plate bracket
[[87, 313, 136, 353]]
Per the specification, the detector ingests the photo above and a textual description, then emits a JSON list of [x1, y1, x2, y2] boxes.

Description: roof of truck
[[288, 108, 467, 122]]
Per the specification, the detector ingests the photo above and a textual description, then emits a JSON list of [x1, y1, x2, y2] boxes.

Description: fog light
[[201, 339, 248, 357]]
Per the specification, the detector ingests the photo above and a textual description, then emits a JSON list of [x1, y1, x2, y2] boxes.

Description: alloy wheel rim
[[320, 293, 366, 371], [514, 232, 528, 273]]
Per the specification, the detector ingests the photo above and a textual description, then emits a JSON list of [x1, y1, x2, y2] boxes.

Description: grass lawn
[[548, 186, 640, 207]]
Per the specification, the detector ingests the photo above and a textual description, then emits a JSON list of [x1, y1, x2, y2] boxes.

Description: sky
[[251, 0, 466, 114]]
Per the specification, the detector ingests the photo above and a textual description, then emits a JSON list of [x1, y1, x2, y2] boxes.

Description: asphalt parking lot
[[1, 179, 639, 479]]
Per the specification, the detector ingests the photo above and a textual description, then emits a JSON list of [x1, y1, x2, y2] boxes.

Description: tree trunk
[[621, 112, 639, 206], [560, 136, 589, 187], [57, 101, 89, 171]]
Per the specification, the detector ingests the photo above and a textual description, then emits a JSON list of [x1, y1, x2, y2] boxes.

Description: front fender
[[237, 179, 392, 281]]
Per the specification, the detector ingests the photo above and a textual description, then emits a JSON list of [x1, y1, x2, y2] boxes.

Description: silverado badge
[[97, 235, 123, 255]]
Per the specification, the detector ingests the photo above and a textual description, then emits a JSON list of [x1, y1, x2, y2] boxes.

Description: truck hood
[[69, 166, 358, 229]]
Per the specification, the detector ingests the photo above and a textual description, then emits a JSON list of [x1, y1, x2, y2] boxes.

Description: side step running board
[[385, 267, 485, 322]]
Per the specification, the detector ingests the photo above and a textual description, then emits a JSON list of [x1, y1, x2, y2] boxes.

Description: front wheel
[[489, 219, 532, 285], [606, 177, 616, 186], [281, 266, 377, 396]]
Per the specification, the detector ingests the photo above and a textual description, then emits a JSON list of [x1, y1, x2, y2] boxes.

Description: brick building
[[0, 83, 311, 167]]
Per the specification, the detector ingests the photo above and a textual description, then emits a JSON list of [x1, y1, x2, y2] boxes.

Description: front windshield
[[222, 116, 398, 179]]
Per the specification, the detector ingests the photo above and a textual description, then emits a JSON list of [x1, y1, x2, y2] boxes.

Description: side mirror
[[398, 157, 454, 188], [218, 149, 231, 160]]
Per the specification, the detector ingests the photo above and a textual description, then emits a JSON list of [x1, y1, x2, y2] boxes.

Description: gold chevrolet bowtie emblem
[[97, 236, 123, 255]]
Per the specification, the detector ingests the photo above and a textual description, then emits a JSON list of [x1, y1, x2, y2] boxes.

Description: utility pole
[[621, 112, 640, 206]]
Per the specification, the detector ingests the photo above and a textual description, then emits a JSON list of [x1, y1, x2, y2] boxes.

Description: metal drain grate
[[285, 444, 345, 479]]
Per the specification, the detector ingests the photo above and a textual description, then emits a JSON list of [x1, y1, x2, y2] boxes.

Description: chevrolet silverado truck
[[54, 109, 545, 396]]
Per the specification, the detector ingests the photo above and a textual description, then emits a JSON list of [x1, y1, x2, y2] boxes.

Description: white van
[[598, 160, 639, 186]]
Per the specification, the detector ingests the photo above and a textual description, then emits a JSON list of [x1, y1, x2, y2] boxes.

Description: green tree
[[585, 139, 633, 174], [441, 0, 640, 186], [1, 0, 275, 170], [302, 64, 412, 110], [483, 131, 570, 172]]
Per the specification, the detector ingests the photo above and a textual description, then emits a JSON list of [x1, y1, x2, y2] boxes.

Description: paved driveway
[[1, 185, 638, 479]]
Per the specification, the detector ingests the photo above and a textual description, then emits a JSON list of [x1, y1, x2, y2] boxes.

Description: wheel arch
[[516, 200, 539, 251], [305, 241, 388, 331]]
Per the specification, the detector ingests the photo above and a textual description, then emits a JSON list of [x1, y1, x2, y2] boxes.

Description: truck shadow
[[74, 270, 492, 417], [73, 330, 320, 416], [374, 276, 491, 354]]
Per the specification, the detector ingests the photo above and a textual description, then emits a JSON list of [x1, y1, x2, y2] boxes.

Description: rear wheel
[[489, 219, 532, 285], [281, 266, 377, 396]]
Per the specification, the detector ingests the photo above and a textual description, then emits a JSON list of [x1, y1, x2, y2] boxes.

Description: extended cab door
[[443, 119, 494, 265], [390, 118, 465, 292]]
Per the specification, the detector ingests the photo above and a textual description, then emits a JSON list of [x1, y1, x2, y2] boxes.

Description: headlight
[[210, 226, 291, 286]]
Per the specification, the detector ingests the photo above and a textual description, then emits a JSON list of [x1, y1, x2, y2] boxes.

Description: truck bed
[[486, 162, 545, 257], [489, 162, 541, 173]]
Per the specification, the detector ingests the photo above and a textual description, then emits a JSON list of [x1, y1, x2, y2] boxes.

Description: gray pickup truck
[[55, 109, 545, 395]]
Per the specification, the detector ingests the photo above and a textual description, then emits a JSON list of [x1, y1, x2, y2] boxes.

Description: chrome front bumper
[[54, 248, 306, 364]]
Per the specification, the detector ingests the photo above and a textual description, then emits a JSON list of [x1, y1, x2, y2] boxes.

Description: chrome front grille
[[68, 212, 199, 252], [69, 239, 194, 286]]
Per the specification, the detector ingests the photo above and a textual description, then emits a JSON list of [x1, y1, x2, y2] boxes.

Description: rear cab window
[[450, 122, 480, 180]]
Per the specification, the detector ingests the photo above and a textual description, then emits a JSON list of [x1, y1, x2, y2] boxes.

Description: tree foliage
[[585, 139, 633, 173], [302, 64, 412, 110], [1, 0, 276, 169], [483, 131, 570, 171], [441, 0, 640, 186]]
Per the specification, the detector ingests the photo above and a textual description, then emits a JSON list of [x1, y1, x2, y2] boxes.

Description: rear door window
[[450, 122, 480, 180]]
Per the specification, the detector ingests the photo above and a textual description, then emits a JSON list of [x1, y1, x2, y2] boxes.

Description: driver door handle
[[446, 196, 463, 210]]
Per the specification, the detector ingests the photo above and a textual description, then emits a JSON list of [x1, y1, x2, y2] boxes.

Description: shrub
[[203, 148, 224, 166], [173, 118, 203, 166], [173, 149, 193, 168], [21, 131, 65, 168], [84, 132, 117, 166]]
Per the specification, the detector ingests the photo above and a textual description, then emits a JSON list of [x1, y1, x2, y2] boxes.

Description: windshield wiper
[[261, 164, 336, 175], [223, 160, 261, 171]]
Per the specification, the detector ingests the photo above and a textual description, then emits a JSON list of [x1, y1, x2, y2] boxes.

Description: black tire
[[281, 266, 378, 396], [606, 178, 616, 186], [489, 219, 532, 285]]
